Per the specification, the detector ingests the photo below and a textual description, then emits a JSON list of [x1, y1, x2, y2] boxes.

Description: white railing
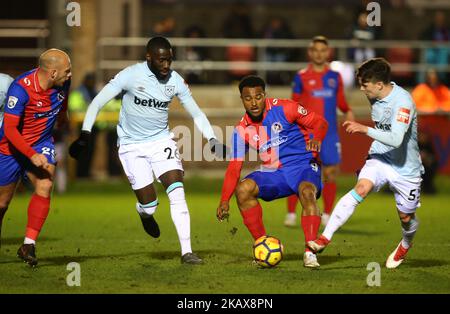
[[0, 20, 49, 58], [97, 37, 450, 81]]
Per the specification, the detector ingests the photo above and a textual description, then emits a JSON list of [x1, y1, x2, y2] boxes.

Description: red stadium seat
[[226, 45, 255, 77], [386, 47, 414, 79]]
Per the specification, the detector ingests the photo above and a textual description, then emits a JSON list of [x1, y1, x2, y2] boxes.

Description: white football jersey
[[83, 62, 215, 145], [367, 82, 424, 178]]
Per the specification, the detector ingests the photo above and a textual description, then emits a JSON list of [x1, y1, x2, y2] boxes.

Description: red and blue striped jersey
[[231, 97, 328, 169], [0, 69, 70, 156], [292, 64, 350, 135]]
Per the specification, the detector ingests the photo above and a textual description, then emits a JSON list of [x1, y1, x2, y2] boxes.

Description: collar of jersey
[[378, 81, 397, 103], [33, 69, 43, 93], [306, 63, 329, 74], [141, 62, 156, 77]]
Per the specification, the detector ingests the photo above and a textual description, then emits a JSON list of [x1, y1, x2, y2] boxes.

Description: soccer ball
[[253, 235, 284, 268]]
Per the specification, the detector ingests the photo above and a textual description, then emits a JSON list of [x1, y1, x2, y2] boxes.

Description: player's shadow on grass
[[335, 229, 382, 236], [146, 249, 242, 260], [283, 253, 358, 266], [403, 258, 449, 268], [0, 236, 59, 246], [35, 252, 148, 268]]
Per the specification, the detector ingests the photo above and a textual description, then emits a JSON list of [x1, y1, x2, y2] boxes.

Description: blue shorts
[[245, 161, 322, 202], [0, 141, 56, 186], [320, 133, 341, 166]]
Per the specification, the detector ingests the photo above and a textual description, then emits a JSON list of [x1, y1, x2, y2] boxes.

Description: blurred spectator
[[261, 16, 294, 85], [182, 25, 208, 84], [69, 73, 122, 179], [348, 12, 378, 64], [412, 68, 450, 113], [68, 72, 98, 178], [223, 2, 255, 81], [418, 131, 438, 194], [222, 2, 254, 39], [151, 17, 176, 37], [420, 11, 449, 84]]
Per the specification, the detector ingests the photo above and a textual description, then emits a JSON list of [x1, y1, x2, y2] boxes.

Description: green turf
[[1, 176, 449, 294]]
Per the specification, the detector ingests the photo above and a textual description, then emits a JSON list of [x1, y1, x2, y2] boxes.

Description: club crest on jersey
[[164, 85, 175, 97], [328, 78, 336, 88], [297, 105, 307, 115], [253, 134, 260, 142], [383, 107, 392, 119], [271, 122, 283, 133], [7, 96, 18, 109]]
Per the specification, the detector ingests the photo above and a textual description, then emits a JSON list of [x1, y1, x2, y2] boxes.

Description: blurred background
[[0, 0, 449, 194]]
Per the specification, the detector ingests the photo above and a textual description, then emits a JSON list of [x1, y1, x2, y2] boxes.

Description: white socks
[[136, 200, 158, 218], [24, 237, 35, 245], [401, 216, 419, 249], [322, 189, 363, 240], [167, 182, 192, 256]]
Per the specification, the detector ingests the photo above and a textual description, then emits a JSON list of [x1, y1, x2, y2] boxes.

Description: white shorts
[[358, 158, 422, 214], [118, 138, 183, 190]]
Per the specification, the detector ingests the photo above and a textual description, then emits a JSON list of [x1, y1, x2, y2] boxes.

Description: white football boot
[[386, 241, 410, 269], [303, 251, 320, 268]]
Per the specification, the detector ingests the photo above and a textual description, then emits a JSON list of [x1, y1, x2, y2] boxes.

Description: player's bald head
[[39, 49, 71, 70]]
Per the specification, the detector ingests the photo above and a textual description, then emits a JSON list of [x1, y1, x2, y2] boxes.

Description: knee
[[399, 212, 416, 225], [323, 167, 338, 183], [299, 183, 316, 202], [354, 183, 370, 199], [35, 180, 53, 197], [235, 179, 257, 203]]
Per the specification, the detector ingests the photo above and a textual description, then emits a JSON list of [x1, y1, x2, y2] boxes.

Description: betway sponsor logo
[[134, 96, 170, 109], [259, 136, 288, 153]]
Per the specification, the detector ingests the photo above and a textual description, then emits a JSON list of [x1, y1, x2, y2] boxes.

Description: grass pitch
[[0, 176, 449, 294]]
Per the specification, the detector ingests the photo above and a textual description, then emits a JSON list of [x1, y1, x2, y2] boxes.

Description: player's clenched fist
[[306, 139, 321, 152], [209, 138, 229, 159], [217, 201, 230, 222], [30, 153, 50, 169], [69, 130, 91, 160]]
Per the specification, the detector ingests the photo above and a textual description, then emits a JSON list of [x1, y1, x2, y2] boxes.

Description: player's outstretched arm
[[69, 84, 120, 160], [177, 83, 229, 158]]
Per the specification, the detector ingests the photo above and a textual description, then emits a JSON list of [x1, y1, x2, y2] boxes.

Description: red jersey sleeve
[[220, 159, 244, 202], [4, 113, 37, 158], [336, 73, 350, 113], [283, 101, 328, 142]]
